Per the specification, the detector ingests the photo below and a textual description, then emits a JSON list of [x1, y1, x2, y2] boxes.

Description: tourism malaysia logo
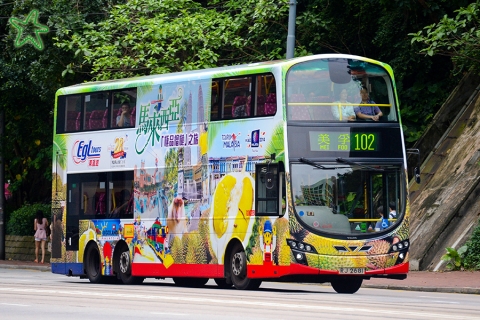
[[222, 132, 241, 151]]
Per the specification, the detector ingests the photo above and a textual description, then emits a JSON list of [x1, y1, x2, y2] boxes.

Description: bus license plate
[[338, 267, 365, 274]]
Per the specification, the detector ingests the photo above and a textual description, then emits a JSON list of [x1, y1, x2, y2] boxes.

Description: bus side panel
[[51, 263, 83, 276]]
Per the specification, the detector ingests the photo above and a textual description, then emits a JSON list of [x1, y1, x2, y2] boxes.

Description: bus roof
[[56, 54, 389, 96]]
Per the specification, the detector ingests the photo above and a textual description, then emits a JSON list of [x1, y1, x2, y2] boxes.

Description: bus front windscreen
[[290, 161, 405, 236], [286, 58, 397, 122]]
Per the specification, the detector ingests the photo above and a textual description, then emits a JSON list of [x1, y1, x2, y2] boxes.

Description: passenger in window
[[389, 202, 397, 219], [369, 206, 389, 231], [354, 87, 383, 121], [331, 89, 356, 121], [116, 103, 133, 127]]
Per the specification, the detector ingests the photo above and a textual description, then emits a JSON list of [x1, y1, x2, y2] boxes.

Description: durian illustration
[[170, 235, 184, 264], [198, 208, 217, 264], [273, 217, 291, 266], [183, 232, 208, 264], [366, 240, 397, 270]]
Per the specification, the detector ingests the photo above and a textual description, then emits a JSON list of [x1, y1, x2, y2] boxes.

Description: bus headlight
[[390, 239, 409, 253], [287, 240, 317, 253]]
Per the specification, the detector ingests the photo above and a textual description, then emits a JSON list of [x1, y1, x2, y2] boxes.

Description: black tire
[[230, 244, 262, 290], [173, 277, 209, 287], [117, 246, 144, 285], [85, 244, 104, 283], [214, 278, 233, 289], [331, 277, 363, 294]]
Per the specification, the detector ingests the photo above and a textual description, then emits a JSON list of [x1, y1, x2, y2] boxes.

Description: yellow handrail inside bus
[[112, 191, 116, 209]]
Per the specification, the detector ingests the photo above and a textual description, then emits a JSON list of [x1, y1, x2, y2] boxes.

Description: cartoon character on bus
[[151, 84, 163, 112], [259, 220, 276, 264]]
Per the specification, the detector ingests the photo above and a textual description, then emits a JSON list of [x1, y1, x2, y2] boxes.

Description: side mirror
[[407, 148, 421, 184], [414, 167, 421, 184]]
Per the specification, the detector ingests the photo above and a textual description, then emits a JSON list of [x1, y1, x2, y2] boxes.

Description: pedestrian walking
[[34, 210, 49, 264]]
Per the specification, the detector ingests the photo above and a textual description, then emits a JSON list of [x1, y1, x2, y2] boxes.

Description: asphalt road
[[1, 268, 479, 320]]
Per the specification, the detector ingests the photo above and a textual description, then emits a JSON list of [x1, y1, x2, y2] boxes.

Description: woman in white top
[[34, 210, 49, 263], [331, 89, 356, 121]]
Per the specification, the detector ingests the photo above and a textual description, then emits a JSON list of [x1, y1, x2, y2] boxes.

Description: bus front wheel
[[85, 244, 104, 283], [230, 244, 262, 290], [117, 246, 144, 285], [331, 277, 363, 294]]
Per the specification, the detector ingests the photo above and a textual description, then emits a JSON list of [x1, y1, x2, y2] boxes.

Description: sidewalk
[[363, 270, 480, 294], [0, 259, 479, 294], [0, 259, 51, 272]]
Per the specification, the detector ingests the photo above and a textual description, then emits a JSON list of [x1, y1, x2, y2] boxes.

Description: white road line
[[0, 287, 476, 320], [150, 312, 188, 316], [1, 303, 30, 307]]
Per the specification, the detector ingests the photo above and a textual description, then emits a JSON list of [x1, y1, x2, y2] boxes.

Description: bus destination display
[[309, 131, 379, 152]]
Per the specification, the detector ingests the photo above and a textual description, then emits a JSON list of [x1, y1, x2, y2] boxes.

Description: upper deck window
[[211, 73, 276, 121], [286, 58, 397, 122], [57, 88, 137, 134]]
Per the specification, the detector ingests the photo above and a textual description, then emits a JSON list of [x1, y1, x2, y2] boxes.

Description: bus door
[[66, 175, 81, 252], [255, 163, 284, 216]]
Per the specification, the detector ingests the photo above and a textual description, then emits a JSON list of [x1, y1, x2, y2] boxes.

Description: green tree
[[0, 0, 123, 208], [55, 0, 291, 80], [410, 1, 480, 74]]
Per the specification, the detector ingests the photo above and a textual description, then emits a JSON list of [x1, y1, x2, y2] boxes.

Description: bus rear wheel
[[331, 277, 363, 294], [85, 244, 104, 283], [230, 244, 262, 290], [117, 246, 144, 285]]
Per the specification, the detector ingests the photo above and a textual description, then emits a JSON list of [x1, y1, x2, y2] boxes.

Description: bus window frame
[[211, 73, 276, 121], [56, 88, 137, 134]]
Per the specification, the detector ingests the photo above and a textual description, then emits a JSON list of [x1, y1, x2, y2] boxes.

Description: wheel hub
[[119, 251, 130, 274], [232, 252, 243, 276]]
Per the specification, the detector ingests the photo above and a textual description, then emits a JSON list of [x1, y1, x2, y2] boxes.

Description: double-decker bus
[[51, 54, 410, 293]]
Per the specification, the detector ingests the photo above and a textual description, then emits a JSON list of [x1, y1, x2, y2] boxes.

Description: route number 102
[[353, 133, 376, 151]]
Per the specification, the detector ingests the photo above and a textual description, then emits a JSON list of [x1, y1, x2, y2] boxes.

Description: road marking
[[1, 303, 30, 307], [150, 312, 188, 316], [0, 287, 477, 320]]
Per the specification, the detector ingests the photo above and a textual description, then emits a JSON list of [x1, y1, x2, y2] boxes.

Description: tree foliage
[[410, 1, 480, 74], [0, 0, 123, 208], [54, 0, 290, 80]]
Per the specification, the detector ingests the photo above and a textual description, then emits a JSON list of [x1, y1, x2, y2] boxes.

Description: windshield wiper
[[336, 157, 384, 172], [298, 158, 333, 170]]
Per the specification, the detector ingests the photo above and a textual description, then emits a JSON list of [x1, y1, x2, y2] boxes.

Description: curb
[[0, 264, 51, 272], [362, 284, 480, 295]]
